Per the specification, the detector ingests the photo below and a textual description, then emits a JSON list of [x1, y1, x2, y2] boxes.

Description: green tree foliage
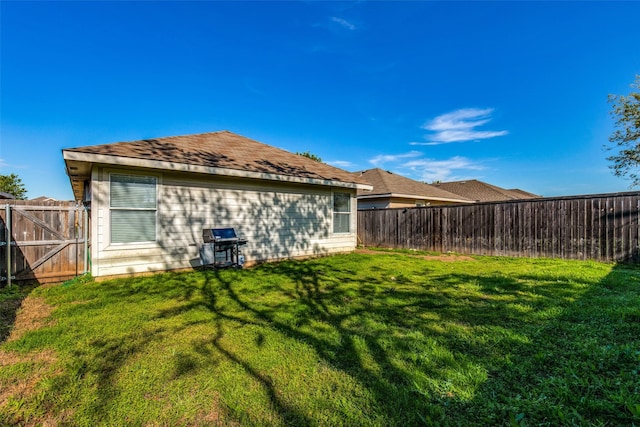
[[606, 75, 640, 187], [296, 151, 323, 162], [0, 173, 28, 199]]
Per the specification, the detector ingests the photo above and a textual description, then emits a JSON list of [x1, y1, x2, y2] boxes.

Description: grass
[[1, 250, 639, 426], [0, 283, 37, 343]]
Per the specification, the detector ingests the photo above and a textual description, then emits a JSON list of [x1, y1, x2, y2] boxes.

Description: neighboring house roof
[[62, 130, 372, 200], [434, 179, 541, 202], [507, 188, 541, 199], [30, 196, 59, 202], [0, 191, 15, 199], [355, 169, 474, 204], [29, 196, 67, 202]]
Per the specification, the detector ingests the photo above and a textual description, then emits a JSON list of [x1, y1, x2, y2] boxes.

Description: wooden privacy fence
[[1, 200, 89, 285], [357, 192, 640, 262]]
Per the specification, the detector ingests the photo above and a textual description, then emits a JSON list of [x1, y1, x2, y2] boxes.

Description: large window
[[110, 174, 157, 244], [333, 192, 351, 234]]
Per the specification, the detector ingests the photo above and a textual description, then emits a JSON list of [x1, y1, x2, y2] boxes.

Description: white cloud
[[331, 17, 356, 31], [420, 108, 508, 144], [369, 151, 422, 167], [368, 149, 486, 183], [0, 158, 26, 170], [403, 156, 486, 183], [425, 108, 492, 131], [328, 160, 354, 168], [409, 141, 441, 146]]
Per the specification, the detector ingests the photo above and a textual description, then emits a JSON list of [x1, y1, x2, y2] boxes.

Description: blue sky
[[1, 1, 639, 200]]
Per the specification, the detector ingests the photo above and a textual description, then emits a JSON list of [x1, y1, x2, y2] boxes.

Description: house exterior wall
[[89, 166, 358, 277], [389, 197, 456, 208], [389, 198, 424, 208], [357, 198, 391, 210], [357, 197, 456, 210]]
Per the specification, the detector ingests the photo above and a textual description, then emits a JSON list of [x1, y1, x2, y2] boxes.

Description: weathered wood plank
[[1, 201, 87, 285], [357, 192, 640, 262]]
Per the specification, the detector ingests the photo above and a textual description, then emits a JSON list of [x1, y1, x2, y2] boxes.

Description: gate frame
[[1, 203, 89, 285]]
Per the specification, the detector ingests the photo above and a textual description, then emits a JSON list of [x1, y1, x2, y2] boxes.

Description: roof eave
[[62, 150, 372, 191]]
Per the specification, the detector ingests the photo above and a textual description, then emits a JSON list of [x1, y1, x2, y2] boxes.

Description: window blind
[[110, 174, 157, 243], [110, 175, 156, 208]]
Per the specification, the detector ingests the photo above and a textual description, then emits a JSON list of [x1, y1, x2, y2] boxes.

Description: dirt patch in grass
[[0, 348, 60, 418], [192, 395, 242, 427], [0, 347, 57, 367], [356, 247, 475, 262], [5, 296, 55, 343], [0, 296, 60, 425]]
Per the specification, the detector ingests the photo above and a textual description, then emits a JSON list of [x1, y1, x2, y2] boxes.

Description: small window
[[110, 174, 157, 243], [333, 192, 351, 234]]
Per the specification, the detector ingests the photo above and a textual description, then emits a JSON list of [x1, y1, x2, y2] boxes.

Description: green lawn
[[1, 251, 639, 426]]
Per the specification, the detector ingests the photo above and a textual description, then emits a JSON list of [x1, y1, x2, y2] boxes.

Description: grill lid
[[203, 227, 240, 243], [213, 228, 236, 239]]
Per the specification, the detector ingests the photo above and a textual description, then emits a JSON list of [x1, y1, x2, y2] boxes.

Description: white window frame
[[109, 172, 158, 245], [332, 191, 352, 234]]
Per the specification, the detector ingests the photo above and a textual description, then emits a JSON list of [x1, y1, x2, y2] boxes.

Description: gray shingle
[[355, 169, 473, 202], [65, 130, 369, 186]]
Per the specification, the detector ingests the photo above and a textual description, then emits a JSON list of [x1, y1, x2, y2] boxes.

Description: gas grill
[[200, 228, 248, 268]]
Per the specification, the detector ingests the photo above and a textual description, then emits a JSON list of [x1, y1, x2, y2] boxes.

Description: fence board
[[357, 192, 640, 262], [1, 200, 88, 285]]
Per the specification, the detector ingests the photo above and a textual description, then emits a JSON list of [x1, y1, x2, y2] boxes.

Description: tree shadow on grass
[[159, 255, 603, 426], [0, 284, 38, 343], [61, 326, 167, 419], [447, 262, 640, 426], [0, 296, 26, 343], [197, 266, 416, 425], [16, 254, 639, 426]]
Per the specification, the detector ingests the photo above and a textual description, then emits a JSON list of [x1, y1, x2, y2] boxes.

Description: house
[[433, 179, 541, 202], [0, 192, 15, 199], [62, 130, 372, 278], [355, 168, 473, 209], [30, 196, 60, 203]]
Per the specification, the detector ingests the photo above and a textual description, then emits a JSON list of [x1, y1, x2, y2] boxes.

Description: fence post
[[75, 206, 79, 277], [5, 204, 11, 287], [83, 205, 89, 274]]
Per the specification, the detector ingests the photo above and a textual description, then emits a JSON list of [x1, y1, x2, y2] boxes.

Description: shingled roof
[[434, 179, 540, 202], [63, 130, 371, 200], [355, 169, 473, 203]]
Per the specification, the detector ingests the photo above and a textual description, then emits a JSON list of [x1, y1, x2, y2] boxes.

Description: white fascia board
[[390, 193, 474, 203], [357, 193, 394, 199], [62, 151, 372, 190]]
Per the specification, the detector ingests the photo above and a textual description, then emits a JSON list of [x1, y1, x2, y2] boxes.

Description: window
[[110, 174, 157, 243], [333, 192, 351, 234]]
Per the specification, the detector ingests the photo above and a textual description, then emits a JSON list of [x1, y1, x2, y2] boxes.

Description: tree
[[296, 151, 323, 162], [606, 75, 640, 187], [0, 173, 28, 199]]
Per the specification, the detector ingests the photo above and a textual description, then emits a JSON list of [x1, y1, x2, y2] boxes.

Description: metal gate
[[1, 202, 89, 286]]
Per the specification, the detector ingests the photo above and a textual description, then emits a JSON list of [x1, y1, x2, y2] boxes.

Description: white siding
[[91, 167, 358, 277]]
